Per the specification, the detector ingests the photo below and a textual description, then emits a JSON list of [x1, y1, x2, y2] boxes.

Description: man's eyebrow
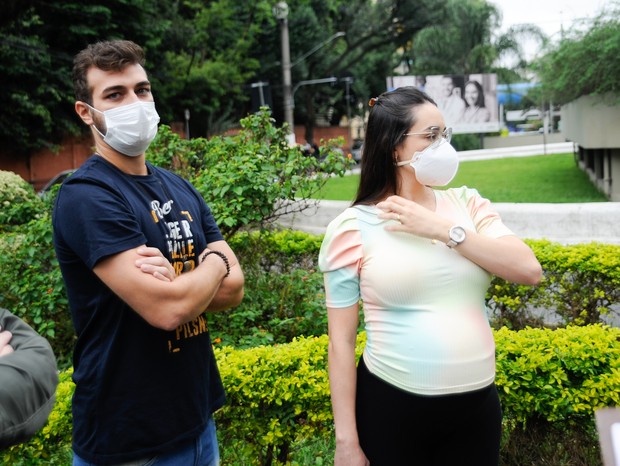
[[100, 81, 151, 94], [101, 85, 126, 95]]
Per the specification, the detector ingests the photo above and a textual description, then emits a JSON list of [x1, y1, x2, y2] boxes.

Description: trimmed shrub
[[495, 324, 620, 423], [0, 214, 73, 367], [214, 335, 337, 464], [488, 239, 620, 329], [0, 170, 44, 231], [147, 111, 351, 239], [532, 240, 620, 325], [209, 230, 326, 348], [3, 326, 617, 465], [496, 324, 620, 465]]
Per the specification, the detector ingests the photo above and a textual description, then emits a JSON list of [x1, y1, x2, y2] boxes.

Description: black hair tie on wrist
[[200, 250, 231, 278]]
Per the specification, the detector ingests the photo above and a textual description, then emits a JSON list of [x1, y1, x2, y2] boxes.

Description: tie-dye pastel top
[[318, 186, 514, 395]]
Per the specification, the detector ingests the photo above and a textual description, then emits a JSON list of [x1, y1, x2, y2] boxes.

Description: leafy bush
[[210, 268, 326, 349], [214, 335, 335, 464], [0, 170, 44, 231], [0, 214, 73, 367], [488, 240, 620, 329], [495, 325, 620, 423], [147, 110, 352, 239], [533, 241, 620, 325], [496, 324, 619, 466], [208, 230, 326, 348], [228, 229, 323, 272], [3, 326, 618, 465]]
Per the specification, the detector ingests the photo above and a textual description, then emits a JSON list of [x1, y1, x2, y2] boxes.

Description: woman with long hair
[[319, 86, 541, 465]]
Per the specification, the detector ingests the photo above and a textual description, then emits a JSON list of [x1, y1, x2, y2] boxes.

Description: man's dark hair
[[72, 40, 145, 104], [354, 86, 436, 206]]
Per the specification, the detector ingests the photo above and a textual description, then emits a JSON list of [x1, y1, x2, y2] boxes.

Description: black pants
[[356, 356, 502, 466]]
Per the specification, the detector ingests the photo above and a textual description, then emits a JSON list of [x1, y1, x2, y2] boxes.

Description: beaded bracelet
[[200, 250, 231, 278]]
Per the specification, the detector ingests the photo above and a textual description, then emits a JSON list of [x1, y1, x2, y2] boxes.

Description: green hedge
[[3, 325, 618, 465], [495, 325, 620, 422], [489, 239, 620, 328], [1, 223, 620, 363], [0, 170, 44, 231], [208, 230, 326, 348]]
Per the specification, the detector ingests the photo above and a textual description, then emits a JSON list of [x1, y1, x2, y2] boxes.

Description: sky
[[491, 0, 616, 61]]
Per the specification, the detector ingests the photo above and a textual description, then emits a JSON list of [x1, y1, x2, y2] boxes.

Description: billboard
[[386, 74, 500, 134]]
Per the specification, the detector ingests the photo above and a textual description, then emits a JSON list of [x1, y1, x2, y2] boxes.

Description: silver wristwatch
[[446, 225, 466, 248]]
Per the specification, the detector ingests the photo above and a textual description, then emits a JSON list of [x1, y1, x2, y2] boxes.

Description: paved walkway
[[278, 144, 620, 245], [278, 200, 620, 244]]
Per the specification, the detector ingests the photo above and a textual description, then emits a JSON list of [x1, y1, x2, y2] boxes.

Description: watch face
[[451, 226, 466, 243]]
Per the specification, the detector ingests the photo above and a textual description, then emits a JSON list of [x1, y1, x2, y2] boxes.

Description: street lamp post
[[184, 108, 190, 140], [273, 2, 295, 145], [340, 76, 353, 150], [274, 2, 346, 146]]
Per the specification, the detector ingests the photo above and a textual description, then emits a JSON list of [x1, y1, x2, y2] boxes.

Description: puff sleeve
[[318, 209, 363, 308]]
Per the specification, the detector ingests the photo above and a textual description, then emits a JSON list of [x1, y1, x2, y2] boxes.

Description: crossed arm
[[94, 240, 244, 331]]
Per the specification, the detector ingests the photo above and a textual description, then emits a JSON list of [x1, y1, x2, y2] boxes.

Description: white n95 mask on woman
[[396, 139, 459, 186]]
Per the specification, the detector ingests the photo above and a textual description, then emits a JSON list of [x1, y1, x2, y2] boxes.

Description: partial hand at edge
[[0, 328, 14, 357]]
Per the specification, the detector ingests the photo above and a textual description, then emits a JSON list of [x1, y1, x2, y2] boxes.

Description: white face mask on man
[[396, 137, 459, 186], [88, 101, 160, 157]]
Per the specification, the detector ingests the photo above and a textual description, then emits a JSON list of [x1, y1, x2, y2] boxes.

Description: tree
[[533, 7, 620, 105], [0, 0, 171, 155], [248, 0, 449, 143], [407, 0, 546, 81], [149, 0, 275, 137], [0, 0, 550, 157]]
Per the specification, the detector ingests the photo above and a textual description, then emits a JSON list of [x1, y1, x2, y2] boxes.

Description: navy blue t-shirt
[[52, 156, 226, 464]]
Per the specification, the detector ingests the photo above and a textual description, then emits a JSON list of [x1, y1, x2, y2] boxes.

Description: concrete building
[[561, 94, 620, 201]]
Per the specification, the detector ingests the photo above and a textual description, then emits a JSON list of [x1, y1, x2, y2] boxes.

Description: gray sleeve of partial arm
[[0, 308, 59, 450]]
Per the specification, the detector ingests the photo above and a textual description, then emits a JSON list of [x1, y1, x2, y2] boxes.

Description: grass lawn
[[317, 153, 608, 203]]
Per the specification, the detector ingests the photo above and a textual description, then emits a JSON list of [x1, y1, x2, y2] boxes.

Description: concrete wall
[[483, 132, 567, 149], [278, 200, 620, 245], [1, 125, 351, 190], [0, 135, 93, 191], [562, 95, 620, 201], [562, 95, 620, 148]]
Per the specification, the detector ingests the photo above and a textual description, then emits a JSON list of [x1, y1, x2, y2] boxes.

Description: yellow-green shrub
[[496, 324, 620, 423], [489, 240, 620, 328], [213, 334, 363, 464], [5, 326, 617, 465]]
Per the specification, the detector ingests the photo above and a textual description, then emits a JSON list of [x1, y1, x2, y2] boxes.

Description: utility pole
[[273, 2, 295, 145]]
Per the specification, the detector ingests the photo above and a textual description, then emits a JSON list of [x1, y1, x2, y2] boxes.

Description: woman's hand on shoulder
[[376, 195, 450, 240]]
